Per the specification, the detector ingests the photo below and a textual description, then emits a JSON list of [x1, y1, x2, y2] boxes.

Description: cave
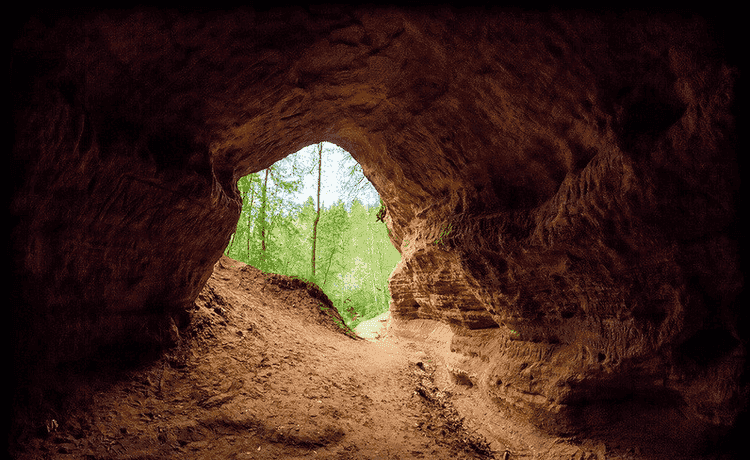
[[10, 6, 745, 459]]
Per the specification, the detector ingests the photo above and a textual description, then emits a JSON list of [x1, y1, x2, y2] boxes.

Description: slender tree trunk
[[311, 143, 322, 277], [368, 228, 377, 305], [322, 245, 340, 285], [226, 232, 235, 255], [259, 168, 269, 266], [377, 220, 387, 308], [246, 177, 257, 260]]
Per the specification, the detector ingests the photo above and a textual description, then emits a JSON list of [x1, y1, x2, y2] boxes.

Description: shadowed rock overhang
[[11, 6, 744, 454]]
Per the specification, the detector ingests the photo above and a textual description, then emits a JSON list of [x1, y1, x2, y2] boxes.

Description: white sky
[[291, 142, 380, 209]]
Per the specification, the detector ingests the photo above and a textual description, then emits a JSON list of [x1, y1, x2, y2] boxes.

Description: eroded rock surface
[[11, 6, 743, 457]]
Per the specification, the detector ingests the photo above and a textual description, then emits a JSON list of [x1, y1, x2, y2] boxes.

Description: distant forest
[[224, 142, 401, 328]]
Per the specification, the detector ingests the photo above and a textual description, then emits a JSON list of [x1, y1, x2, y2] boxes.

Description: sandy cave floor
[[10, 256, 629, 460]]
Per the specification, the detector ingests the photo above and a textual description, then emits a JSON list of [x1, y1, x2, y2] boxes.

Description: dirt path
[[11, 257, 495, 460], [11, 256, 629, 459], [353, 311, 390, 342]]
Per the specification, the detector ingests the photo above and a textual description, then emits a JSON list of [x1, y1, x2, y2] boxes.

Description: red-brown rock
[[11, 6, 744, 456]]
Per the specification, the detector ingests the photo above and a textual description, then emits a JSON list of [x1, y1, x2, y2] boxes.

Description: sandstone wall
[[12, 6, 743, 452]]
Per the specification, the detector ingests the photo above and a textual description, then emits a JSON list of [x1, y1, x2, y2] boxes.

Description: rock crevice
[[12, 7, 743, 455]]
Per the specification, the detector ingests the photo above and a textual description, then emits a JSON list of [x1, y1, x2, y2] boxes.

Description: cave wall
[[12, 6, 743, 451]]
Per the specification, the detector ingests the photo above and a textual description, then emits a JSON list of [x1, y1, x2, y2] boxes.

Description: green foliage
[[433, 222, 453, 247], [225, 143, 401, 329], [376, 199, 387, 222]]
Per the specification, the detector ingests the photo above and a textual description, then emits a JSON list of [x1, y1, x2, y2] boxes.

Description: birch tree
[[311, 142, 322, 277]]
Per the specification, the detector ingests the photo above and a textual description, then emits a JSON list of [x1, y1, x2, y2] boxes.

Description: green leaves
[[224, 143, 401, 329], [433, 222, 453, 247], [375, 198, 387, 222]]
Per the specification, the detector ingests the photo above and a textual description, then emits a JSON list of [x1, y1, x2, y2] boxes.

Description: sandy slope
[[11, 256, 495, 459]]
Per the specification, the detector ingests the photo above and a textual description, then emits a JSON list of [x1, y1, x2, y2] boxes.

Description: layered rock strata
[[11, 6, 743, 454]]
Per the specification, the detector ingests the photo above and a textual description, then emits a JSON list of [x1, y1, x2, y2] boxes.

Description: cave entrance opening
[[224, 141, 401, 330]]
